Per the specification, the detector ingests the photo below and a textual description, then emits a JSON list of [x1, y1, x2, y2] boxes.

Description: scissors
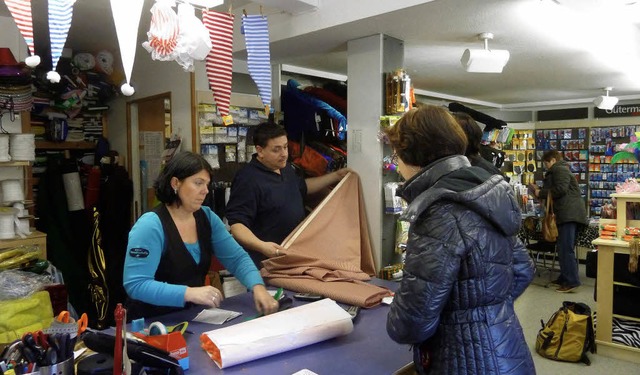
[[56, 311, 89, 335], [22, 331, 57, 366]]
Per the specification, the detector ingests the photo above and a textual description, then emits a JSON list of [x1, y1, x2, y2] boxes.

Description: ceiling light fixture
[[593, 87, 619, 110], [460, 32, 510, 73]]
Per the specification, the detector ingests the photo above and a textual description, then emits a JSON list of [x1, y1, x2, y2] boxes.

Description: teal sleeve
[[203, 207, 264, 289], [123, 212, 187, 307]]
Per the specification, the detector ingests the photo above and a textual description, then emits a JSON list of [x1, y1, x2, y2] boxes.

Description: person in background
[[528, 149, 587, 293], [452, 111, 507, 179], [225, 122, 350, 267], [123, 151, 278, 319], [384, 105, 535, 374]]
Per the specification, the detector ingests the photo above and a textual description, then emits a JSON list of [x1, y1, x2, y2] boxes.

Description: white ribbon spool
[[9, 133, 35, 161], [1, 179, 24, 203], [0, 207, 17, 239], [0, 134, 11, 162]]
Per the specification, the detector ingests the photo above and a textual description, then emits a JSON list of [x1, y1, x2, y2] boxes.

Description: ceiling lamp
[[593, 87, 619, 110], [461, 32, 510, 73]]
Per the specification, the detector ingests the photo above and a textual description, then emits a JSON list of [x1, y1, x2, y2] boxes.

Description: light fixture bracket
[[461, 32, 510, 73]]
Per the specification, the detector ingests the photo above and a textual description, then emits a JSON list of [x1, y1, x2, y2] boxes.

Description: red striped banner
[[202, 10, 234, 116]]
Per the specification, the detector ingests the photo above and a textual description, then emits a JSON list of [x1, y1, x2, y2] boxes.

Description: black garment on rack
[[98, 163, 133, 327]]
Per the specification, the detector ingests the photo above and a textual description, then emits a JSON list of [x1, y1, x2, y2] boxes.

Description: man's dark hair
[[452, 112, 483, 157], [154, 151, 214, 205], [252, 122, 287, 148], [542, 150, 562, 163]]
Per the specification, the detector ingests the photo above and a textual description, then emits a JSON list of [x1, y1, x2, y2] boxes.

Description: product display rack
[[588, 125, 640, 218]]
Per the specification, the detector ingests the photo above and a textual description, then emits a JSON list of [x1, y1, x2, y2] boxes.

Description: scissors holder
[[24, 356, 74, 375]]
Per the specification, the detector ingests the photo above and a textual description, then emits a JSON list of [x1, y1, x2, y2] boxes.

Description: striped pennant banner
[[242, 15, 271, 111], [202, 10, 234, 117], [48, 0, 76, 71], [4, 0, 34, 56]]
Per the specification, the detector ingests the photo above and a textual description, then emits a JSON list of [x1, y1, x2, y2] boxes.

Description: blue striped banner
[[48, 0, 76, 70], [242, 15, 271, 109]]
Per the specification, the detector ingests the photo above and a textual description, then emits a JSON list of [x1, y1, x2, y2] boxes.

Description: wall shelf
[[35, 141, 97, 150]]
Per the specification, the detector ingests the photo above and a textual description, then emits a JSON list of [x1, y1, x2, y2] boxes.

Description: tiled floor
[[515, 262, 639, 374]]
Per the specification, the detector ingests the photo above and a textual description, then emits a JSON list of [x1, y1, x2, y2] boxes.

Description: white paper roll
[[62, 172, 85, 211], [201, 299, 353, 369]]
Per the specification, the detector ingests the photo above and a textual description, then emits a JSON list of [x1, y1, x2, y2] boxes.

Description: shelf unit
[[592, 192, 640, 364], [0, 111, 47, 258]]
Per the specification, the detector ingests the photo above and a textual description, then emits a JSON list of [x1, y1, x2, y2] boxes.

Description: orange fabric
[[288, 141, 328, 177], [260, 173, 391, 307]]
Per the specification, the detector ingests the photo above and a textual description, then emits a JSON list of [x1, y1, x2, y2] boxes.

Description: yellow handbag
[[0, 290, 54, 344]]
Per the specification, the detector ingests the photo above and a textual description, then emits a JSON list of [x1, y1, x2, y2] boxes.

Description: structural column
[[347, 34, 404, 270]]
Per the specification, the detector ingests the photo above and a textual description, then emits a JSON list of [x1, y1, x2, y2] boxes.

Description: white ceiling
[[2, 0, 639, 110]]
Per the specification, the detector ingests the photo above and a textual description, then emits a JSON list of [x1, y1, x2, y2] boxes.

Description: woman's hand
[[261, 241, 287, 258], [252, 284, 279, 315], [185, 285, 224, 308]]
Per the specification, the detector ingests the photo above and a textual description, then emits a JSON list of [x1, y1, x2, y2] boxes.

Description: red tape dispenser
[[132, 321, 189, 370]]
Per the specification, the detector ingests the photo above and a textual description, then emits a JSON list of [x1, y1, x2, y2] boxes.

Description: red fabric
[[84, 166, 101, 209], [289, 141, 328, 177], [260, 173, 391, 308], [202, 10, 234, 116]]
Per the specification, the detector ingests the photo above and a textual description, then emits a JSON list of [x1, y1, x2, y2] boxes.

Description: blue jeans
[[557, 222, 581, 287]]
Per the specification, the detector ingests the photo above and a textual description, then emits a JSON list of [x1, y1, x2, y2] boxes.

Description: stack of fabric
[[0, 48, 32, 113]]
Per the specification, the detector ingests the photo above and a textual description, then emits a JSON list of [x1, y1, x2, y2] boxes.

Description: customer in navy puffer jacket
[[385, 105, 536, 375]]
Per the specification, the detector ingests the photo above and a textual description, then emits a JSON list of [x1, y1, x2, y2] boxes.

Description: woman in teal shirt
[[123, 151, 278, 319]]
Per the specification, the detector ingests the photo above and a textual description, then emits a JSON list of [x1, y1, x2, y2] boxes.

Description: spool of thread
[[0, 134, 10, 162], [9, 133, 35, 161], [0, 207, 17, 239], [63, 171, 85, 211], [1, 179, 24, 203]]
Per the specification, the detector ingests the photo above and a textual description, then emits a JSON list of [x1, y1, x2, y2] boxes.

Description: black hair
[[452, 112, 483, 157], [154, 151, 214, 205], [252, 122, 287, 148]]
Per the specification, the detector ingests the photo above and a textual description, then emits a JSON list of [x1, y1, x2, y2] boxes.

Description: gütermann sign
[[594, 104, 640, 118]]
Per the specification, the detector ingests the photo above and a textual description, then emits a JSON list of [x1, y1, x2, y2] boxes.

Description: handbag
[[542, 197, 558, 242]]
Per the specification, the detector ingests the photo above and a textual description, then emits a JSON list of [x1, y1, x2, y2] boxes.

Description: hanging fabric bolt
[[110, 0, 145, 96], [47, 0, 77, 83], [3, 0, 40, 67], [202, 10, 234, 120], [242, 14, 272, 115]]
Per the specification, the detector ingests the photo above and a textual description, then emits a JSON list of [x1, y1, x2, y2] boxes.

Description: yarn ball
[[25, 55, 40, 67], [46, 71, 61, 83], [121, 83, 135, 96]]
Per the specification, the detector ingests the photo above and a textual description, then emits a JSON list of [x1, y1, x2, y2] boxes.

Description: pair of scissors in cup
[[22, 331, 57, 366]]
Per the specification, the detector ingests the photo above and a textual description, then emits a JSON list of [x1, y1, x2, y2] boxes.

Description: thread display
[[9, 133, 35, 161]]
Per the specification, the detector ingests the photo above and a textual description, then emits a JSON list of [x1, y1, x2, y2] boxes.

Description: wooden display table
[[592, 192, 640, 363]]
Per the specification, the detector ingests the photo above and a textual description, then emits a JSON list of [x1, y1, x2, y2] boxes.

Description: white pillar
[[347, 34, 404, 270]]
